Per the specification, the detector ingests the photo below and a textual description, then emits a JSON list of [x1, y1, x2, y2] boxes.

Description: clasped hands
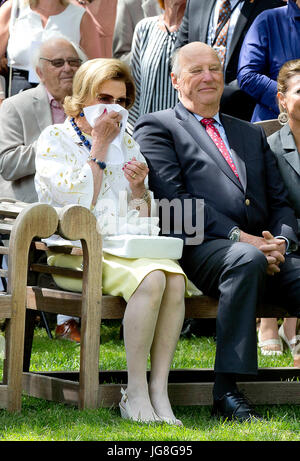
[[240, 230, 286, 276]]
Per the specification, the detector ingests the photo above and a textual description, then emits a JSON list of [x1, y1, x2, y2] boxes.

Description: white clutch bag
[[103, 234, 183, 259]]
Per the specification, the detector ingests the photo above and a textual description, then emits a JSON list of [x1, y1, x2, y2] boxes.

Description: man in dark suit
[[175, 0, 285, 120], [134, 41, 300, 422]]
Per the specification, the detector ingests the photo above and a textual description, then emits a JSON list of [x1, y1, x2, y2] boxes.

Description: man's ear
[[171, 72, 179, 91], [35, 66, 43, 82]]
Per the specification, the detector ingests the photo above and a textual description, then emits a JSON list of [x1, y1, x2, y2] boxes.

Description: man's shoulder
[[137, 107, 177, 125], [221, 113, 263, 133], [1, 85, 46, 111]]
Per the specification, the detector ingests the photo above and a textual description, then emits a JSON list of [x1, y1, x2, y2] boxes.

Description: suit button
[[245, 199, 250, 206]]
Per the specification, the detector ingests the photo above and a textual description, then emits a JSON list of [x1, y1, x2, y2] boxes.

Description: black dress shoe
[[212, 390, 263, 422]]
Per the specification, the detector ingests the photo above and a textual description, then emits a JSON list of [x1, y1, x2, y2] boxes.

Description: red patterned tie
[[201, 118, 240, 181], [214, 0, 231, 66]]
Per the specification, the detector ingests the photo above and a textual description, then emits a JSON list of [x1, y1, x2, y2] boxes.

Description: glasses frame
[[39, 57, 82, 68], [96, 94, 130, 108]]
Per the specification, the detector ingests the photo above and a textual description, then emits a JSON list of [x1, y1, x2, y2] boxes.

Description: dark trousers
[[181, 240, 300, 375]]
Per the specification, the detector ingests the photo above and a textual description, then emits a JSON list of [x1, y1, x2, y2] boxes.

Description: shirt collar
[[193, 112, 222, 126], [46, 89, 63, 110]]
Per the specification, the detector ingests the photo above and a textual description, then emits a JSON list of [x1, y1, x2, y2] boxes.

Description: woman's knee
[[139, 270, 167, 302], [165, 273, 185, 302]]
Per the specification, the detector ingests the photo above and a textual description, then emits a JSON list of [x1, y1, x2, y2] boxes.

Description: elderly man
[[175, 0, 285, 121], [134, 41, 300, 422], [0, 36, 85, 202], [0, 36, 84, 342]]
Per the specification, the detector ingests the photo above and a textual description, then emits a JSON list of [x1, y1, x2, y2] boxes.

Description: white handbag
[[103, 234, 183, 259]]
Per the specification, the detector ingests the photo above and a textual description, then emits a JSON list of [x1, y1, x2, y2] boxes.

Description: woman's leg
[[149, 274, 186, 420], [258, 318, 282, 353], [282, 317, 298, 343], [122, 270, 166, 421]]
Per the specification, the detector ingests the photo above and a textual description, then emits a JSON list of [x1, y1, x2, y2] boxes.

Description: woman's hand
[[90, 109, 122, 159], [123, 156, 149, 197]]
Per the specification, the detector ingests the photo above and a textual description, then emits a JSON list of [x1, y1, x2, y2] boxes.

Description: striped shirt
[[128, 16, 178, 134]]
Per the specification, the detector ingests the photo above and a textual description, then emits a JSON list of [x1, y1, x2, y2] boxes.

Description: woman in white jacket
[[35, 58, 197, 425]]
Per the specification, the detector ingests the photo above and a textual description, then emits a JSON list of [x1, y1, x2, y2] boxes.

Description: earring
[[79, 111, 84, 117], [278, 111, 288, 126]]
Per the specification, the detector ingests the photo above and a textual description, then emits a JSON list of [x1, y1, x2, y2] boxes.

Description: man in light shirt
[[0, 36, 85, 342], [0, 36, 85, 203]]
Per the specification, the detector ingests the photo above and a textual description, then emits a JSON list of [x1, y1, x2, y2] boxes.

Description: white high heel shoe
[[278, 324, 300, 353], [154, 413, 183, 427], [119, 388, 161, 423], [258, 329, 283, 355]]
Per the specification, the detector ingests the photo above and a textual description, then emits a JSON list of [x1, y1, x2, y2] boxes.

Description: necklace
[[70, 117, 107, 170], [70, 117, 92, 151]]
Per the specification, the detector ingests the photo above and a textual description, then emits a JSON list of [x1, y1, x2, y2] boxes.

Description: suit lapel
[[32, 84, 53, 132], [175, 103, 243, 191], [220, 114, 247, 191], [226, 0, 254, 65], [198, 0, 215, 42], [280, 123, 300, 175]]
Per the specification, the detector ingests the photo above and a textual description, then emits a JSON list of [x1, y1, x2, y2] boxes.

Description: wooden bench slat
[[30, 263, 83, 279], [33, 241, 83, 256], [0, 223, 14, 235]]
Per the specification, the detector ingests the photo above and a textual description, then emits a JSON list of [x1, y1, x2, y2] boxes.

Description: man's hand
[[239, 230, 285, 276], [260, 231, 286, 275]]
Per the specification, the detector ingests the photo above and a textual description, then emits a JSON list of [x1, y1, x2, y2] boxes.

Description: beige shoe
[[258, 329, 283, 355], [119, 388, 161, 424], [278, 324, 300, 353], [155, 413, 183, 427]]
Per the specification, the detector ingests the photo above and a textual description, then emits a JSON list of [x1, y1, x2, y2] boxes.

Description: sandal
[[119, 388, 161, 424], [258, 329, 283, 356], [278, 324, 300, 354]]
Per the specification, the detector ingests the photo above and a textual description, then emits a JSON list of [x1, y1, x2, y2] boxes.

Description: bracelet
[[128, 189, 151, 211], [90, 157, 106, 170]]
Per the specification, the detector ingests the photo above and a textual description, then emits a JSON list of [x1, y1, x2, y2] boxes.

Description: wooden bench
[[0, 200, 58, 411], [1, 199, 299, 410]]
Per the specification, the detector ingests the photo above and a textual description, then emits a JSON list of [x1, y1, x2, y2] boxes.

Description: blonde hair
[[277, 59, 300, 112], [64, 58, 136, 117], [157, 0, 164, 8], [27, 0, 69, 6]]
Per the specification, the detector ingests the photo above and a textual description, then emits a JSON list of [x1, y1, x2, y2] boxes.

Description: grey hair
[[32, 35, 87, 72]]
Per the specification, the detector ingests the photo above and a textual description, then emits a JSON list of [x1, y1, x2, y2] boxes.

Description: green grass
[[0, 321, 299, 442]]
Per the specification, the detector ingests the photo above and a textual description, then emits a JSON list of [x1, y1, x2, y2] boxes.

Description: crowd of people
[[0, 0, 300, 425]]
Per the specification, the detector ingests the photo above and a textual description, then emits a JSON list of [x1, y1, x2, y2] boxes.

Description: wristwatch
[[229, 227, 241, 242]]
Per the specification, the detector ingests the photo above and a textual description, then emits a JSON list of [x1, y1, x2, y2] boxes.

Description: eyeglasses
[[40, 57, 82, 68], [96, 94, 130, 108]]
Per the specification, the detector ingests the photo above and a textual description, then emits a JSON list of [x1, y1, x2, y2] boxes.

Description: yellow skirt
[[47, 251, 201, 302]]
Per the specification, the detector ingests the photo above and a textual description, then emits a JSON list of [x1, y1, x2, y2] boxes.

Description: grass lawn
[[0, 320, 299, 442]]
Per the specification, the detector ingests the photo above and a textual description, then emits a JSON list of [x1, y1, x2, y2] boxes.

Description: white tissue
[[83, 104, 129, 164]]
